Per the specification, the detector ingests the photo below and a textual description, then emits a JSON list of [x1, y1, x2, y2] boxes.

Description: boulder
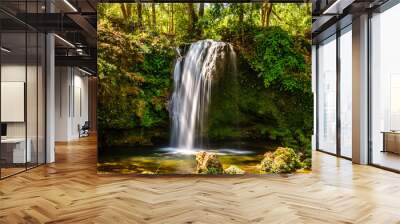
[[224, 165, 245, 174], [260, 147, 301, 174], [195, 151, 223, 174]]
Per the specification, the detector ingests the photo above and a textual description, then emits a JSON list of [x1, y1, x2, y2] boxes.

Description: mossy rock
[[260, 147, 302, 174], [224, 165, 245, 174], [141, 170, 155, 174], [195, 151, 223, 174]]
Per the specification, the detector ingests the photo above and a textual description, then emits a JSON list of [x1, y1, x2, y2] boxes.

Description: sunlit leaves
[[251, 27, 307, 92], [98, 15, 173, 131], [97, 3, 312, 152]]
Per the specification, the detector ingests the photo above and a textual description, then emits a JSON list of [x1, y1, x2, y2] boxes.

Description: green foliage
[[97, 18, 175, 146], [270, 4, 312, 38], [205, 167, 223, 175], [251, 26, 307, 91], [260, 147, 302, 173], [98, 3, 312, 158]]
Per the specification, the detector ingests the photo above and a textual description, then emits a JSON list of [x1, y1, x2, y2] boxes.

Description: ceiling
[[311, 0, 391, 43], [0, 0, 98, 74]]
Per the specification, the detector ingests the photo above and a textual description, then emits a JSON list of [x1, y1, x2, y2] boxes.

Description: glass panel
[[340, 27, 352, 158], [26, 0, 40, 169], [371, 4, 400, 171], [1, 30, 27, 177], [317, 35, 337, 154], [27, 31, 38, 169], [38, 32, 45, 165], [0, 1, 46, 178]]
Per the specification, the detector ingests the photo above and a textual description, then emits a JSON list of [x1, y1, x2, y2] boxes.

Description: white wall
[[1, 65, 26, 139], [0, 64, 41, 138], [55, 66, 70, 141], [72, 72, 89, 138], [1, 63, 46, 164], [55, 67, 89, 141]]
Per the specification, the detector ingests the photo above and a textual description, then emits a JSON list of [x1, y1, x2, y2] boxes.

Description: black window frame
[[315, 20, 353, 161]]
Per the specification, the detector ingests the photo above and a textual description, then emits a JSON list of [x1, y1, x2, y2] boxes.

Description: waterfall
[[170, 40, 237, 152]]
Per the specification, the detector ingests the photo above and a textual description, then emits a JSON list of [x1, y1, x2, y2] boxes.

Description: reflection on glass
[[38, 33, 46, 165], [0, 1, 47, 179], [390, 75, 400, 130], [318, 35, 337, 154], [340, 27, 352, 158], [1, 32, 27, 177], [27, 31, 38, 169], [371, 4, 400, 171]]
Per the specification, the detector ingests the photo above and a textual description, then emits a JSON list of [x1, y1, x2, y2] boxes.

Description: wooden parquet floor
[[1, 136, 400, 224]]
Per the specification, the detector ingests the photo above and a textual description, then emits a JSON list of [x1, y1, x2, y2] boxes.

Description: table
[[382, 131, 400, 154], [1, 138, 31, 164]]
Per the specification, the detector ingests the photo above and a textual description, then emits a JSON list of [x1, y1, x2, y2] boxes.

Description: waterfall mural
[[97, 3, 312, 175], [170, 40, 237, 153]]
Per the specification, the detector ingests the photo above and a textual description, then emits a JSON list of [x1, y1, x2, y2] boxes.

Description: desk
[[1, 138, 31, 163], [382, 131, 400, 154]]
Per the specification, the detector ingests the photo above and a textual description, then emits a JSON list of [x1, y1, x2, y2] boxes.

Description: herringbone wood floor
[[1, 136, 400, 224]]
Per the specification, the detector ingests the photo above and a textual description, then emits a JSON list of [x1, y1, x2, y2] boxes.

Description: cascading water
[[169, 40, 237, 154]]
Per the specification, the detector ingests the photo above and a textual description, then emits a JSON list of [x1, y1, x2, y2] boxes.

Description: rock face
[[260, 147, 301, 174], [224, 165, 245, 174], [195, 151, 223, 174]]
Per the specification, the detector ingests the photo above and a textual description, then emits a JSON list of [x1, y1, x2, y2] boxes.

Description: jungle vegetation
[[97, 3, 312, 159]]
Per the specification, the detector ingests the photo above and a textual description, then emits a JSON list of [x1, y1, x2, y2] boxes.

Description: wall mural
[[97, 3, 312, 175]]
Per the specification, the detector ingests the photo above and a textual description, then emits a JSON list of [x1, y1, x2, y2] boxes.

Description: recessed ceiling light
[[63, 0, 78, 12], [54, 34, 75, 48], [78, 67, 93, 76], [76, 49, 84, 55], [1, 47, 11, 53], [322, 0, 355, 15]]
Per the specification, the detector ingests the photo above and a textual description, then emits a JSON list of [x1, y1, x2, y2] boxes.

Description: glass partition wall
[[316, 25, 353, 159], [317, 35, 337, 154], [370, 3, 400, 171], [339, 26, 352, 159], [0, 2, 46, 179], [316, 1, 400, 171]]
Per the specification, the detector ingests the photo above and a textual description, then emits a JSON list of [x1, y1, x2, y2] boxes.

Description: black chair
[[79, 121, 90, 138]]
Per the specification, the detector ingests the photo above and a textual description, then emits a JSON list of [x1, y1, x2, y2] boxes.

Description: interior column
[[352, 14, 369, 164]]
